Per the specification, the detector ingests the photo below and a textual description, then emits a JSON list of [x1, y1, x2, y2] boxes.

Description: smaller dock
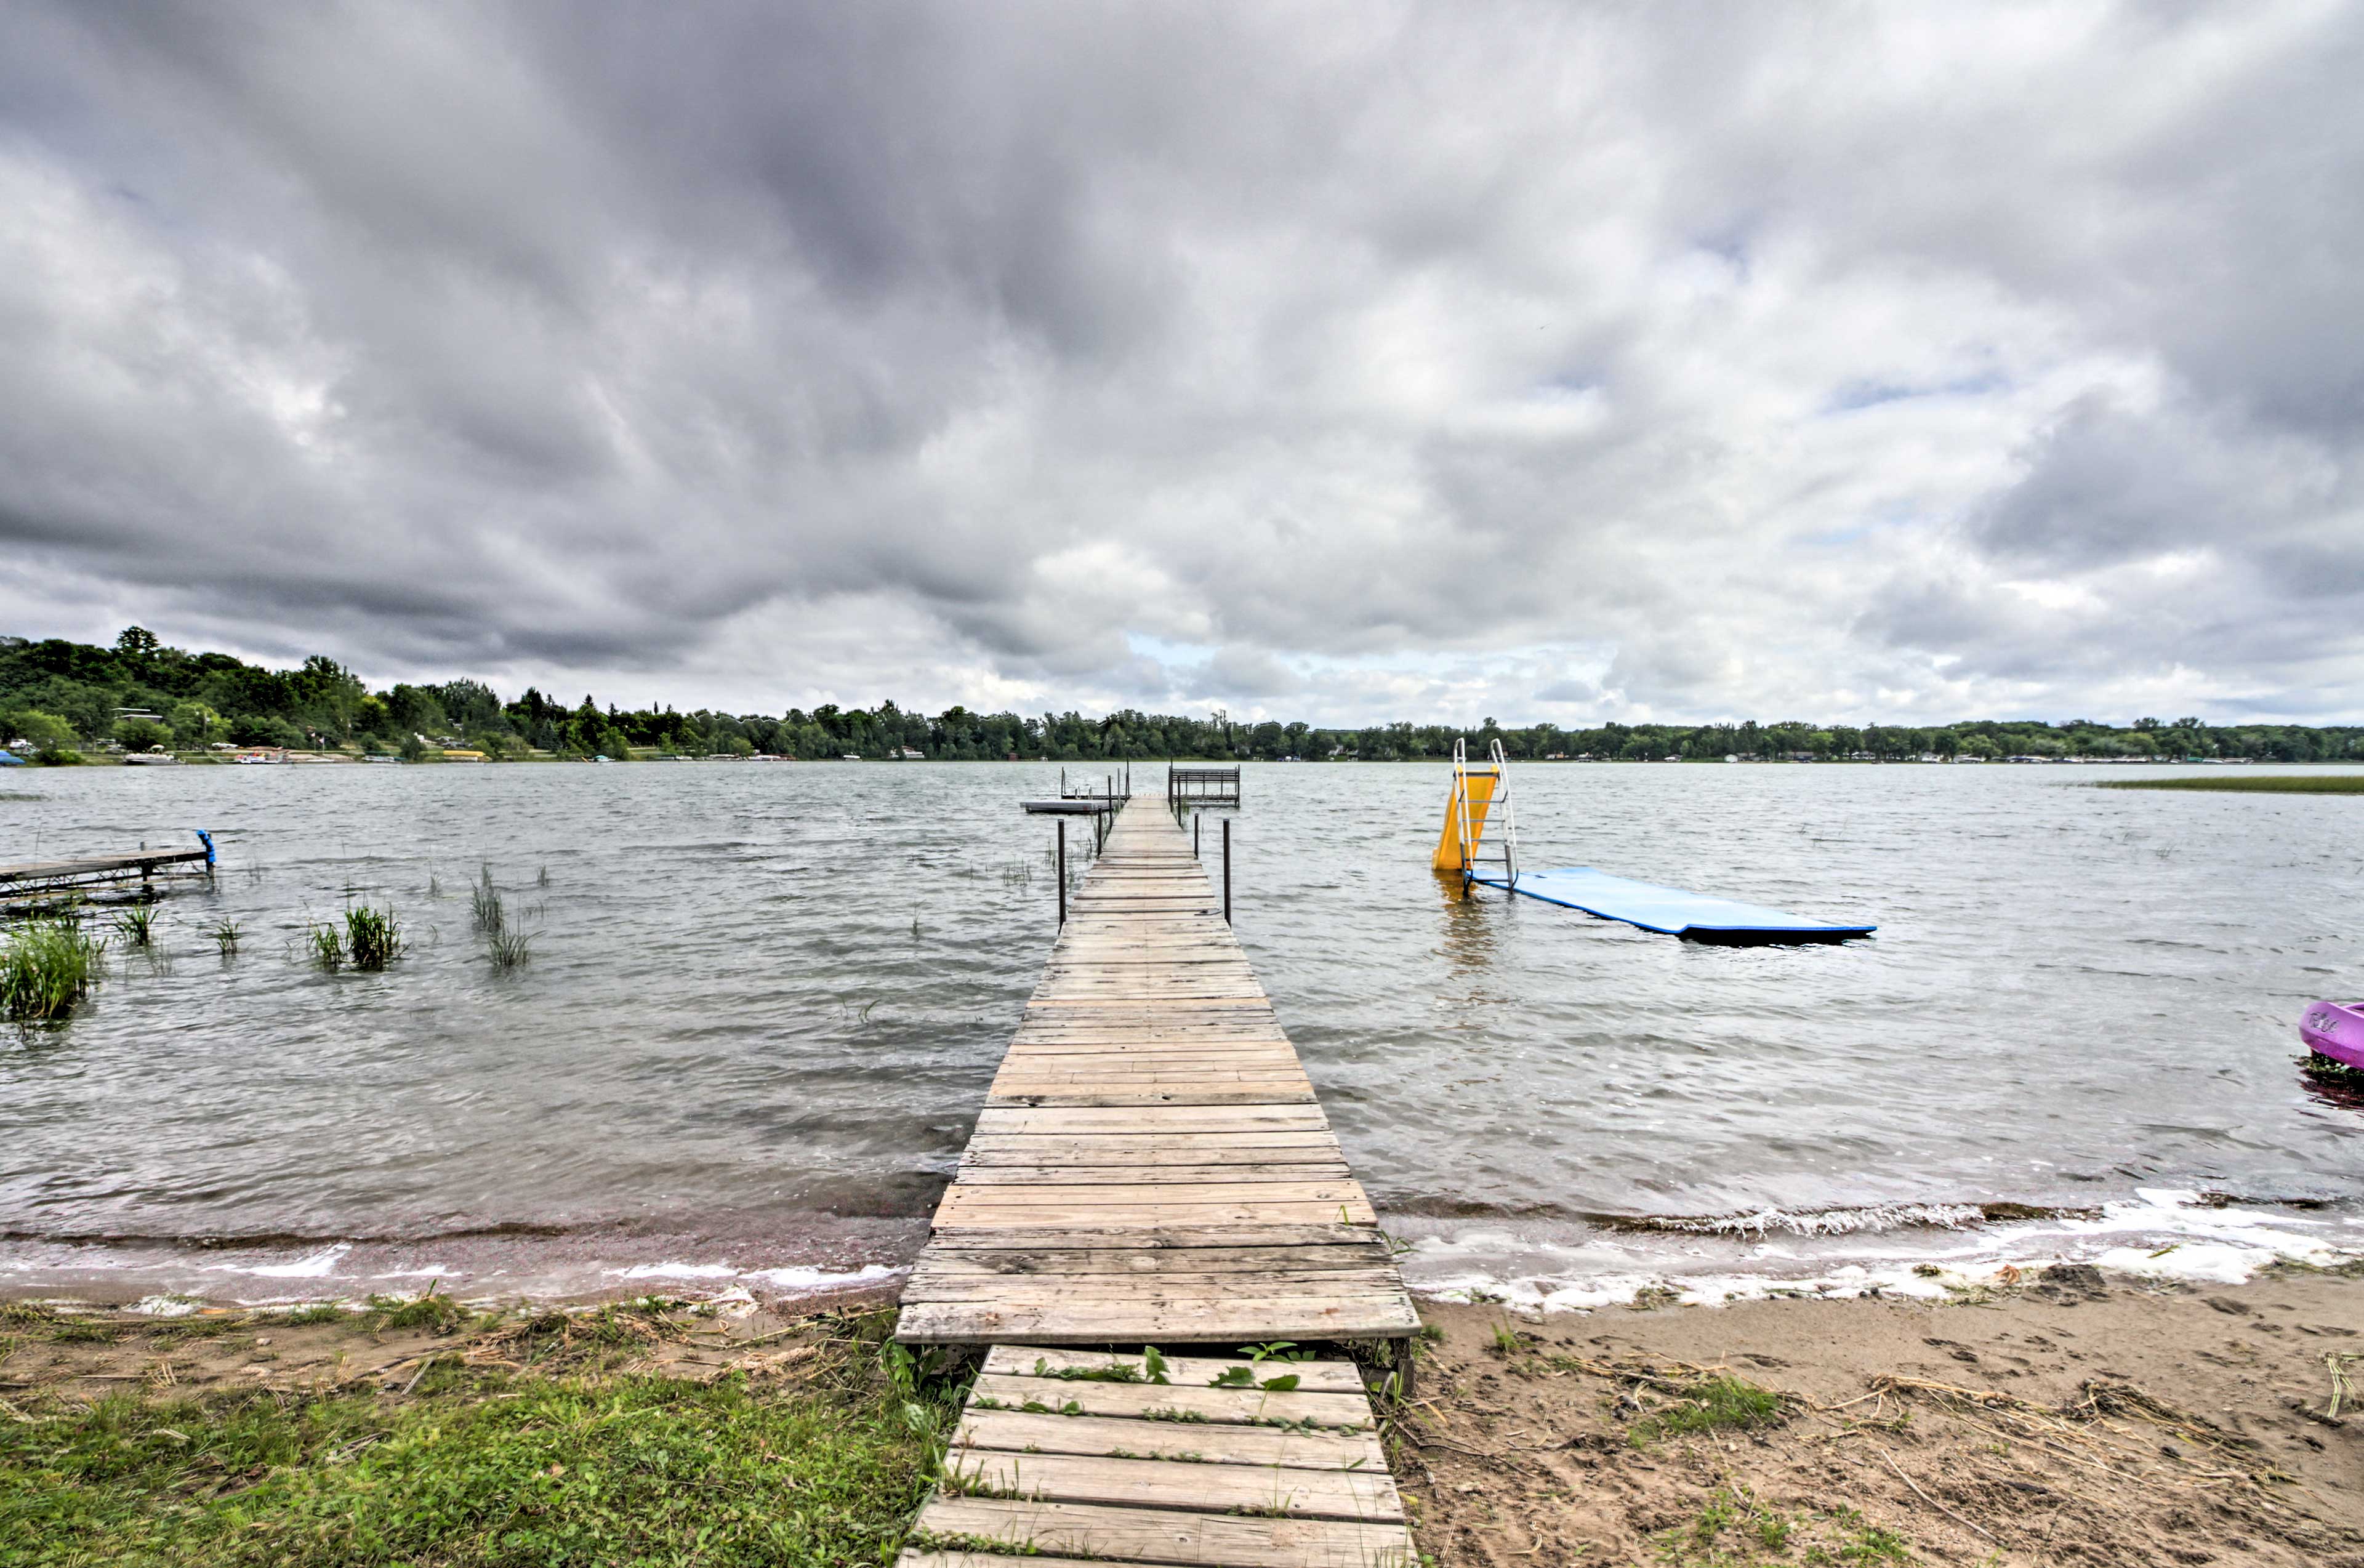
[[1167, 765, 1240, 809], [0, 836, 214, 907]]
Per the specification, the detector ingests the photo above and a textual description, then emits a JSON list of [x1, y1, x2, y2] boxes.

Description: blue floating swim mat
[[1471, 866, 1873, 941]]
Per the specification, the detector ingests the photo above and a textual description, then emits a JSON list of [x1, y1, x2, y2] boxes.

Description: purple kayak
[[2301, 1000, 2364, 1070]]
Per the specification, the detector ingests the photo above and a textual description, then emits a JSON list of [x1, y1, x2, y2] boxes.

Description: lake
[[4, 760, 2360, 1310]]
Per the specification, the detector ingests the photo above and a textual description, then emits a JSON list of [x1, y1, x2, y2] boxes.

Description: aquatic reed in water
[[486, 923, 535, 971], [3, 915, 105, 1021], [111, 904, 158, 947], [471, 866, 503, 933], [468, 864, 535, 968], [344, 905, 404, 970], [308, 922, 344, 971], [210, 919, 241, 956]]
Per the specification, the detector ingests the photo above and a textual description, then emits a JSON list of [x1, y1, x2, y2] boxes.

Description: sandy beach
[[6, 1261, 2357, 1564], [1401, 1263, 2363, 1566]]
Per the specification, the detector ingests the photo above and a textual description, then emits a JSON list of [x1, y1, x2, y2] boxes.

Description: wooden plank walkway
[[898, 797, 1414, 1345], [896, 797, 1417, 1567], [905, 1345, 1410, 1568], [0, 848, 211, 885]]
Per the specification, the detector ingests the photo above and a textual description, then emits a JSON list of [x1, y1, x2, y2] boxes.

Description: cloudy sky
[[3, 2, 2359, 725]]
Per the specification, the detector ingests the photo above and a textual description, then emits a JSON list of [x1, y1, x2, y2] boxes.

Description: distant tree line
[[6, 629, 2361, 765]]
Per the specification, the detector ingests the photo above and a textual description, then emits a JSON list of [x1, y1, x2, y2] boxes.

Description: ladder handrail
[[1452, 739, 1475, 889], [1489, 738, 1518, 889]]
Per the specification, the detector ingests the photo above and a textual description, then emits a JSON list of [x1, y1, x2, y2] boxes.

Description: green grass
[[1630, 1374, 1785, 1445], [2, 914, 105, 1021], [2098, 774, 2364, 794], [275, 1305, 347, 1327], [1654, 1492, 1912, 1566], [209, 920, 241, 957], [358, 1291, 465, 1335], [0, 1365, 938, 1566]]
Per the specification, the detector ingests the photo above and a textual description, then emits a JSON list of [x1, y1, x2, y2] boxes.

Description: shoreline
[[5, 1262, 2356, 1565], [7, 1186, 2358, 1322]]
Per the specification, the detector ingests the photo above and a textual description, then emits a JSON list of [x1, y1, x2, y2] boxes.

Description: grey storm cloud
[[2, 1, 2361, 722]]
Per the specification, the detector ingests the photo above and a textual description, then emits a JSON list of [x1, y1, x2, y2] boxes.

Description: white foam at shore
[[607, 1261, 899, 1292], [1646, 1202, 1986, 1237], [207, 1243, 352, 1279], [1399, 1188, 2362, 1312]]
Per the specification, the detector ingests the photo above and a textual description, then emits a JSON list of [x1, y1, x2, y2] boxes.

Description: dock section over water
[[0, 838, 214, 907], [897, 798, 1416, 1566], [899, 798, 1413, 1345]]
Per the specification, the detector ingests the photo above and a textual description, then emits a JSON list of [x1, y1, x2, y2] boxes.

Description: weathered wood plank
[[905, 1498, 1415, 1568], [971, 1105, 1330, 1133], [945, 1164, 1353, 1186], [936, 1180, 1369, 1207], [984, 1090, 1321, 1109], [917, 1223, 1383, 1250], [942, 1450, 1401, 1522], [954, 1408, 1386, 1472], [904, 1270, 1409, 1303], [981, 1345, 1369, 1391], [965, 1373, 1373, 1427], [922, 1245, 1387, 1277], [898, 1293, 1419, 1341], [957, 1136, 1346, 1165]]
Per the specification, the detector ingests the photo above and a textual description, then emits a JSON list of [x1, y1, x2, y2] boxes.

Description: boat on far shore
[[2301, 1000, 2364, 1071]]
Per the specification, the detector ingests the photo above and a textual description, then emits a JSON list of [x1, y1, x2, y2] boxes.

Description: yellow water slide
[[1432, 755, 1500, 871]]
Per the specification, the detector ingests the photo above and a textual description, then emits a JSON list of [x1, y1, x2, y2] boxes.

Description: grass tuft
[[343, 905, 403, 971], [470, 866, 503, 933], [2, 914, 105, 1021], [1630, 1373, 1786, 1445], [208, 919, 241, 956], [360, 1290, 463, 1335], [111, 904, 159, 948], [306, 922, 343, 971], [277, 1303, 347, 1327], [486, 923, 534, 971]]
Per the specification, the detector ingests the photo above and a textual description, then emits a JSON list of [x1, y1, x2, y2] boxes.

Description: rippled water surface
[[4, 761, 2361, 1305]]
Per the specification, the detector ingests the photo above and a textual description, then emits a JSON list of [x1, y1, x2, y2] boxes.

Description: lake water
[[4, 760, 2360, 1311]]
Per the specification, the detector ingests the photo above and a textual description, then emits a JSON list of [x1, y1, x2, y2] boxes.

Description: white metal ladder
[[1451, 738, 1519, 894]]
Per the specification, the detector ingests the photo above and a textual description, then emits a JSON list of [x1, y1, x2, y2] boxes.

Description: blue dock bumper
[[1472, 866, 1873, 942]]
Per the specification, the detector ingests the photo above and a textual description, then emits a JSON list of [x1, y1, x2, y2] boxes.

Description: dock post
[[1194, 813, 1200, 859], [1056, 820, 1066, 927], [1223, 816, 1231, 924]]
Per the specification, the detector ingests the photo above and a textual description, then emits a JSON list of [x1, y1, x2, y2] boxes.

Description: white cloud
[[2, 1, 2359, 723]]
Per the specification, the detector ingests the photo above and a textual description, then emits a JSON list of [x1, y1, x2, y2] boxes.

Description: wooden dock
[[897, 798, 1417, 1567], [0, 842, 214, 906]]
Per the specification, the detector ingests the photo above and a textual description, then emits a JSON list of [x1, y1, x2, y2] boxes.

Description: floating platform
[[1473, 866, 1873, 943]]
